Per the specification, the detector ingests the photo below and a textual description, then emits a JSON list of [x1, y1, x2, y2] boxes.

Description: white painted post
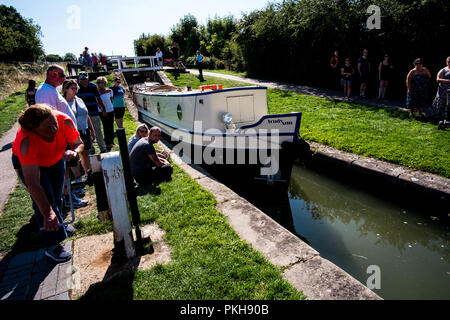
[[101, 152, 136, 259]]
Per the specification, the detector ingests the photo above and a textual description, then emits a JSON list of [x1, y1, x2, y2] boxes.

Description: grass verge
[[0, 90, 27, 138], [167, 72, 450, 178]]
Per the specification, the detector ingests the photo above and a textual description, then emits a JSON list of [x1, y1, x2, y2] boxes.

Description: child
[[25, 80, 37, 106]]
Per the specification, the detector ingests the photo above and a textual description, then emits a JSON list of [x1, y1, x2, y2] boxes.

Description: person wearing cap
[[35, 65, 77, 125], [77, 72, 108, 154]]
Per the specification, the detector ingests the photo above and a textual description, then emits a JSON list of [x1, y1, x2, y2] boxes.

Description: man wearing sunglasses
[[35, 65, 77, 125]]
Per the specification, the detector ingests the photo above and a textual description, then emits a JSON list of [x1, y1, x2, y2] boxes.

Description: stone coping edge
[[307, 141, 450, 203], [157, 141, 382, 300]]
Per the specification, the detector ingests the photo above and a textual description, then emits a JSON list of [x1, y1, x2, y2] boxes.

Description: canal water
[[214, 164, 450, 300]]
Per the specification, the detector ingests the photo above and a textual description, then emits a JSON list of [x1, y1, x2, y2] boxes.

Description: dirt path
[[0, 123, 19, 216]]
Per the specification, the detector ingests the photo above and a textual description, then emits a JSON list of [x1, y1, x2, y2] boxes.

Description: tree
[[134, 34, 166, 57], [63, 53, 77, 62], [235, 0, 449, 95], [169, 14, 201, 57], [202, 15, 237, 59], [0, 5, 44, 62], [45, 54, 62, 62]]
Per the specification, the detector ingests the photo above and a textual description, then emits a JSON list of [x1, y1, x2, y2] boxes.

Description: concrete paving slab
[[398, 171, 450, 194], [196, 176, 241, 204], [283, 256, 381, 300], [178, 163, 208, 180], [218, 197, 319, 267]]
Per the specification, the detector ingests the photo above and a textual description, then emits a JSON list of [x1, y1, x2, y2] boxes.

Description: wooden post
[[116, 128, 144, 254], [90, 154, 111, 222], [101, 152, 136, 259]]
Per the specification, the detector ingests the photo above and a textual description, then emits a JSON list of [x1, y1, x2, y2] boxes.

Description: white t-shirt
[[99, 91, 114, 113], [35, 83, 77, 126]]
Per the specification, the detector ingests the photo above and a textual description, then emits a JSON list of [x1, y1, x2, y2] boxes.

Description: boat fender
[[199, 84, 223, 91]]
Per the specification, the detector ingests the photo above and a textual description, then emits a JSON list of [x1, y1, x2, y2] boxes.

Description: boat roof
[[134, 84, 267, 97]]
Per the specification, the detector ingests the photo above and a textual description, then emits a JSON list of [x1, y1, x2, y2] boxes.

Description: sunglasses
[[139, 130, 148, 133], [51, 71, 66, 78]]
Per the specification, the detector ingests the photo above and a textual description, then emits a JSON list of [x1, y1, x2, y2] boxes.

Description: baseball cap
[[79, 72, 89, 80]]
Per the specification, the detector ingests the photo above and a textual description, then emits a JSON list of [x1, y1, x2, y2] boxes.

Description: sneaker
[[45, 244, 72, 263], [64, 194, 88, 209], [72, 194, 88, 208], [66, 224, 76, 237], [72, 187, 86, 198]]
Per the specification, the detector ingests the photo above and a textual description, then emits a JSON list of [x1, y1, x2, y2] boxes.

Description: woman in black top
[[378, 54, 394, 100]]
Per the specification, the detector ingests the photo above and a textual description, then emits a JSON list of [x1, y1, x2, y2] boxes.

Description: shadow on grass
[[137, 183, 161, 197]]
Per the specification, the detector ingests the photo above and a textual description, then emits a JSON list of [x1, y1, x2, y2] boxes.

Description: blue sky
[[2, 0, 279, 57]]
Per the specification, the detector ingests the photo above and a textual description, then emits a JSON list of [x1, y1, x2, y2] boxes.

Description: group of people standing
[[78, 47, 107, 72], [337, 49, 394, 102], [17, 64, 173, 263], [336, 49, 450, 120]]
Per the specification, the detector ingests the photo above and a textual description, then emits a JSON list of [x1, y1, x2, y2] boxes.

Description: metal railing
[[107, 55, 163, 72]]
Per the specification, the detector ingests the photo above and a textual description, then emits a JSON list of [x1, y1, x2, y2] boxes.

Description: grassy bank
[[168, 72, 450, 179], [0, 90, 27, 138], [0, 63, 47, 138], [0, 96, 304, 299]]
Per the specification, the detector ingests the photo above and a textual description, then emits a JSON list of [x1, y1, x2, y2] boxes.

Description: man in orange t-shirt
[[12, 104, 84, 262]]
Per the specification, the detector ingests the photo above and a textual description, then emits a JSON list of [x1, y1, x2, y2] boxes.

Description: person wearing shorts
[[110, 77, 126, 129], [341, 58, 355, 101]]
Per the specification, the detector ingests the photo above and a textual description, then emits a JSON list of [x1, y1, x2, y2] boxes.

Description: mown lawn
[[167, 72, 450, 179], [0, 94, 304, 300]]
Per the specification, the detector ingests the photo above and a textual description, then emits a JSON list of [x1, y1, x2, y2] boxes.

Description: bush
[[45, 54, 62, 62]]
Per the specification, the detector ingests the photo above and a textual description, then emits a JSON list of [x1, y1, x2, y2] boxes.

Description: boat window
[[143, 97, 148, 110], [177, 104, 183, 120]]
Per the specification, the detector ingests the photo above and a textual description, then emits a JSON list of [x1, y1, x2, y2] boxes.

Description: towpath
[[187, 69, 408, 111], [0, 123, 20, 216]]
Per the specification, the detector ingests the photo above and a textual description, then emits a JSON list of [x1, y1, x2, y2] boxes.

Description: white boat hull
[[134, 86, 302, 179]]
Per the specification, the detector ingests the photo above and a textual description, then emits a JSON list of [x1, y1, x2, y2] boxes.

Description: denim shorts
[[341, 79, 352, 86]]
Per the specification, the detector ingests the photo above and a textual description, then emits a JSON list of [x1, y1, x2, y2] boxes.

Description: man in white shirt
[[35, 65, 85, 212], [35, 65, 77, 126]]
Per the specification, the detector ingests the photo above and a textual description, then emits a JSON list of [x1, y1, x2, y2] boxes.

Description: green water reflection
[[288, 165, 450, 300]]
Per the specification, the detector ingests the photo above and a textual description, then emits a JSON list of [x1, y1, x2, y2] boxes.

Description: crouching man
[[129, 126, 172, 186], [12, 104, 84, 263]]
